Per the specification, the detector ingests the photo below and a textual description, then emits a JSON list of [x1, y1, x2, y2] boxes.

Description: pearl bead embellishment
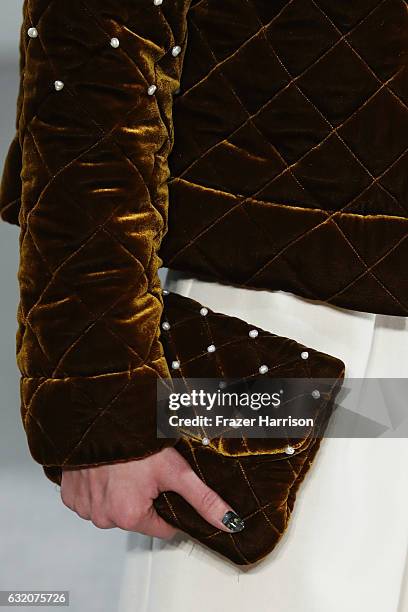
[[259, 364, 269, 375], [171, 360, 180, 370], [28, 27, 38, 38], [200, 307, 208, 316], [312, 389, 321, 399], [285, 445, 295, 455], [161, 321, 170, 331], [54, 80, 64, 91], [153, 0, 163, 5], [147, 84, 157, 95], [249, 329, 258, 338], [301, 351, 309, 360], [171, 45, 182, 57], [202, 437, 210, 446], [207, 344, 216, 353], [110, 37, 120, 48]]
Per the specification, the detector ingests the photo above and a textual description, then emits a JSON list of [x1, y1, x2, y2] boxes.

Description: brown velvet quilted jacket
[[0, 0, 406, 563]]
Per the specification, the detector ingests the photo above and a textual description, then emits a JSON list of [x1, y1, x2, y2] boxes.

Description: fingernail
[[222, 510, 245, 532]]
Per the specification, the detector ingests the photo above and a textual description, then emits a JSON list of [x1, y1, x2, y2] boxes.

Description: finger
[[166, 469, 245, 533], [91, 514, 116, 529], [121, 506, 178, 539], [74, 506, 92, 521]]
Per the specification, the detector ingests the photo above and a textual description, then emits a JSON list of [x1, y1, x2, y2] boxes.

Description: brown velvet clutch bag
[[153, 291, 345, 565]]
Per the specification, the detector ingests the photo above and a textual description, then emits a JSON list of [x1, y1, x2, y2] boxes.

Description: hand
[[60, 446, 244, 538]]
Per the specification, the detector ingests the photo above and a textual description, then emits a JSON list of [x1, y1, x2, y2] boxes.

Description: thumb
[[164, 466, 245, 534]]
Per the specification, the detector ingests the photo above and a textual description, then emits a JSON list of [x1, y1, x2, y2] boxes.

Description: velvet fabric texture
[[4, 3, 407, 315], [0, 0, 401, 564], [153, 292, 345, 565], [160, 0, 408, 315], [0, 0, 191, 475]]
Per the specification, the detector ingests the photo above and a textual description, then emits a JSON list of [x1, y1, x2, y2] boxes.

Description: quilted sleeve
[[5, 0, 191, 485]]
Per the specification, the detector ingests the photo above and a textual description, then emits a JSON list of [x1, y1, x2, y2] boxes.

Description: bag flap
[[160, 292, 345, 459]]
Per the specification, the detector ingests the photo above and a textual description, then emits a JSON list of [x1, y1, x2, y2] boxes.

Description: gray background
[[0, 4, 128, 611]]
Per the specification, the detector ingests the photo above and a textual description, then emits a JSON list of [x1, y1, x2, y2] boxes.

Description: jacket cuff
[[21, 356, 178, 487]]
